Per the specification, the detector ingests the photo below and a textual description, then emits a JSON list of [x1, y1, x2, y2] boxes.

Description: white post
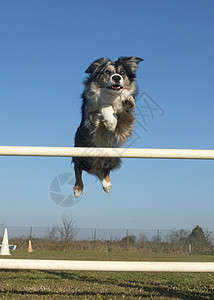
[[0, 228, 11, 256], [189, 244, 192, 254]]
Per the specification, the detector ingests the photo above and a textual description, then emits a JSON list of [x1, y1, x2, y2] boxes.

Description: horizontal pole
[[1, 259, 214, 272], [0, 146, 214, 159]]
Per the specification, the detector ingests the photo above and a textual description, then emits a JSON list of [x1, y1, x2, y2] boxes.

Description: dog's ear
[[85, 58, 110, 78], [117, 56, 143, 78]]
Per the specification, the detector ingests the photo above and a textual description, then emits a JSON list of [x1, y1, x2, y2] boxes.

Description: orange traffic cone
[[28, 240, 33, 253]]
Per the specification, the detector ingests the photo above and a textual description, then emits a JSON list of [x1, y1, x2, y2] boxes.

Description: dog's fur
[[72, 56, 143, 197]]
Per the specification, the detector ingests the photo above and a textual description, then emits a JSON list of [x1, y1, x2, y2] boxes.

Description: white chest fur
[[99, 89, 132, 132], [86, 83, 133, 132]]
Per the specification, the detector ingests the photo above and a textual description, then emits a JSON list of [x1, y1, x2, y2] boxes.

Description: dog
[[72, 56, 143, 198]]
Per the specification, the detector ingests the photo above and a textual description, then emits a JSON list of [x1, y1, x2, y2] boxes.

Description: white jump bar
[[0, 146, 214, 159], [1, 259, 214, 272]]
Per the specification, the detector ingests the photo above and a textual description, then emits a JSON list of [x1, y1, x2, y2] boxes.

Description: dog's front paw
[[103, 117, 117, 132], [101, 105, 117, 132], [122, 95, 135, 113]]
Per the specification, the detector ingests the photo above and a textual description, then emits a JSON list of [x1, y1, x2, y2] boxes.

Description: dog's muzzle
[[107, 74, 123, 91]]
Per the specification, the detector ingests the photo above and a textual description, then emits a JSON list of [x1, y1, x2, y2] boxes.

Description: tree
[[138, 233, 148, 244], [45, 214, 78, 247], [166, 229, 189, 244], [120, 235, 136, 245], [188, 225, 212, 253], [57, 214, 78, 245], [188, 225, 207, 244], [45, 226, 59, 241]]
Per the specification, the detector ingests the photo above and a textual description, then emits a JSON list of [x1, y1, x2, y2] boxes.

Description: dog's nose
[[112, 74, 122, 83]]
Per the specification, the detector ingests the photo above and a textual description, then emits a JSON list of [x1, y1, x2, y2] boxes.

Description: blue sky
[[0, 0, 214, 232]]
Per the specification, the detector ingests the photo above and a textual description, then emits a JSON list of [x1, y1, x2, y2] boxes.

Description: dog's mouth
[[107, 84, 123, 91]]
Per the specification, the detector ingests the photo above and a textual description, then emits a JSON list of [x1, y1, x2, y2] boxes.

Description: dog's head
[[85, 56, 143, 93]]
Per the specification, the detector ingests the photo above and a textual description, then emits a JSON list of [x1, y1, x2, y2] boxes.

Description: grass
[[0, 250, 214, 299]]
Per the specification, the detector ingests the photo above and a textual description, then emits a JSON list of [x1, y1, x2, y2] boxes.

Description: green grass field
[[1, 250, 214, 299]]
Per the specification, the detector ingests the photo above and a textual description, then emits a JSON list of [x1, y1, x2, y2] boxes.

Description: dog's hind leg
[[102, 171, 112, 193], [73, 167, 84, 198]]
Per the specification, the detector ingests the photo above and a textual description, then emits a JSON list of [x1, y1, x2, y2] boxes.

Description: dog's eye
[[105, 70, 111, 75], [120, 70, 126, 76]]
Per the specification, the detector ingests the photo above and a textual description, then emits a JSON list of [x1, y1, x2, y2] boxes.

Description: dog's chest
[[99, 89, 131, 112], [98, 89, 122, 112]]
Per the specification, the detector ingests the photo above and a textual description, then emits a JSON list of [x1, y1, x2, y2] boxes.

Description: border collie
[[72, 56, 143, 197]]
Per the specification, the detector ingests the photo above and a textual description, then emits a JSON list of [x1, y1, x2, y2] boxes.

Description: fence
[[0, 145, 214, 272], [0, 226, 171, 241], [2, 226, 214, 242]]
